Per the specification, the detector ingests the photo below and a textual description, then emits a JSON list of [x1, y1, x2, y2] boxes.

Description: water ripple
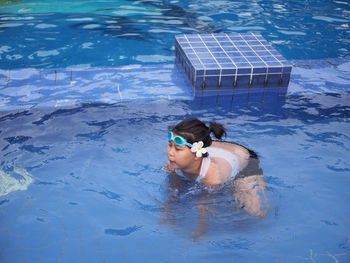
[[0, 111, 32, 122], [210, 238, 254, 250], [4, 135, 32, 144], [19, 145, 50, 154], [83, 188, 122, 201], [104, 225, 142, 236], [32, 107, 85, 125], [134, 200, 161, 213]]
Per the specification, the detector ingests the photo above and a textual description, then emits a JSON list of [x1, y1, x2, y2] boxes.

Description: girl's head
[[168, 118, 226, 159]]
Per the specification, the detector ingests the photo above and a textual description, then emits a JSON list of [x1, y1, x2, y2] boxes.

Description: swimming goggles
[[168, 131, 193, 147]]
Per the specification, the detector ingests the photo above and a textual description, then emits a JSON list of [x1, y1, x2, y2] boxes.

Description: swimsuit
[[235, 146, 263, 179], [196, 144, 262, 183], [196, 146, 240, 182]]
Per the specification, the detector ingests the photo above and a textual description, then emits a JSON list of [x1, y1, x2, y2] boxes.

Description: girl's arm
[[191, 202, 209, 241]]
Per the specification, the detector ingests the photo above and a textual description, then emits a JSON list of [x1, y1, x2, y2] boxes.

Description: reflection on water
[[0, 167, 33, 196]]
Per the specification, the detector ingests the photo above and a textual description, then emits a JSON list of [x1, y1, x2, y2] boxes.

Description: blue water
[[1, 88, 349, 262], [1, 0, 350, 263], [0, 0, 350, 68]]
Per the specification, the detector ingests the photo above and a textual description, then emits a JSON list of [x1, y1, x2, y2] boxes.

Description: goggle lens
[[174, 136, 186, 146]]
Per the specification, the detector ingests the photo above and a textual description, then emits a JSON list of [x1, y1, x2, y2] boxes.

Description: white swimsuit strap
[[196, 157, 211, 182]]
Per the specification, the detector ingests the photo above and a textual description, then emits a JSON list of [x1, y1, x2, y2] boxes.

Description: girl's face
[[167, 140, 196, 170]]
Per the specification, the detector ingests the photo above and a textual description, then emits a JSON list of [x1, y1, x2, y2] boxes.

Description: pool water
[[1, 87, 349, 262], [1, 0, 350, 262], [0, 0, 350, 68]]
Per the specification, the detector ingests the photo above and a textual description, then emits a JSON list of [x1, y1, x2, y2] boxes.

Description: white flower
[[190, 141, 207, 158]]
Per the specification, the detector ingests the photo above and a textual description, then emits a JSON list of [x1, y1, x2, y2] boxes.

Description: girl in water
[[166, 118, 268, 217]]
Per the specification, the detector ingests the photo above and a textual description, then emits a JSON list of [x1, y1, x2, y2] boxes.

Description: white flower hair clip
[[190, 141, 207, 158]]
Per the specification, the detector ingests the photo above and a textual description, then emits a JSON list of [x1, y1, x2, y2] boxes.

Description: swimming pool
[[1, 0, 350, 262], [1, 0, 350, 69]]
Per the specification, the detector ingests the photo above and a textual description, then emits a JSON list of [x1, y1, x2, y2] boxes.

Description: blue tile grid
[[175, 33, 292, 89]]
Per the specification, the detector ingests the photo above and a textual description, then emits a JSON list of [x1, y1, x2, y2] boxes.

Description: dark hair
[[171, 118, 226, 157]]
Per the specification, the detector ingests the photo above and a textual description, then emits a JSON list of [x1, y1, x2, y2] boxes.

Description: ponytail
[[209, 122, 226, 140]]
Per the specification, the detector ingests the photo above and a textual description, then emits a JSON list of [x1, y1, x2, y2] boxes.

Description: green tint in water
[[0, 0, 155, 15]]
